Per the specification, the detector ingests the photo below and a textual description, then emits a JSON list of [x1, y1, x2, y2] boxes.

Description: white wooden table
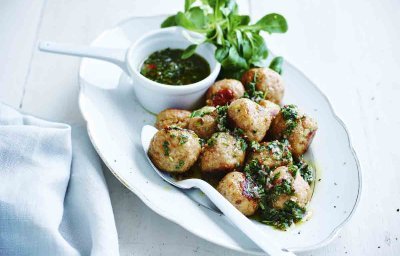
[[1, 0, 399, 255]]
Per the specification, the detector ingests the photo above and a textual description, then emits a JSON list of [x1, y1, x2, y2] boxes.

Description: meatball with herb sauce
[[228, 98, 270, 142], [155, 109, 191, 129], [247, 140, 293, 170], [217, 171, 259, 216], [200, 132, 246, 173], [268, 166, 311, 209], [259, 99, 280, 119], [148, 127, 201, 173], [241, 67, 285, 104], [269, 105, 318, 157], [206, 79, 245, 106], [188, 106, 217, 139]]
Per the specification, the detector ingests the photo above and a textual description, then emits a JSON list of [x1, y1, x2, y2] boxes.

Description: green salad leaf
[[161, 0, 288, 78], [181, 44, 198, 59], [269, 56, 284, 74]]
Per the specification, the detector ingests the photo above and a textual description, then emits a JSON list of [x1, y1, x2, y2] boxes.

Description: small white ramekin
[[126, 27, 220, 113]]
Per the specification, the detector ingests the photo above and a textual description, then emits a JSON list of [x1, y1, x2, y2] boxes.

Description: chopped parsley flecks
[[175, 160, 185, 170], [243, 73, 265, 103], [215, 105, 229, 132], [243, 159, 268, 198], [268, 179, 294, 201], [206, 136, 216, 147], [296, 157, 315, 184], [179, 134, 189, 145], [237, 137, 248, 152], [242, 153, 310, 230], [233, 127, 245, 137], [250, 141, 265, 152], [281, 105, 299, 136], [190, 107, 214, 118], [282, 104, 298, 120], [260, 200, 306, 230], [162, 141, 170, 156], [199, 138, 206, 146], [288, 164, 299, 177], [266, 140, 293, 163]]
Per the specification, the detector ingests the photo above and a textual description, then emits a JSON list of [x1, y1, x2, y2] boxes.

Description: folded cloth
[[0, 104, 119, 256]]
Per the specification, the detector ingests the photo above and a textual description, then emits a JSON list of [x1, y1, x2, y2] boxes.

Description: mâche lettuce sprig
[[161, 0, 288, 79]]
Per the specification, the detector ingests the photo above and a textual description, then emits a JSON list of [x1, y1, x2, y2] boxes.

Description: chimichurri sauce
[[140, 48, 211, 85]]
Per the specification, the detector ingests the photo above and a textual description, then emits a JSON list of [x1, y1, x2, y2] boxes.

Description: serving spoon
[[141, 125, 296, 256]]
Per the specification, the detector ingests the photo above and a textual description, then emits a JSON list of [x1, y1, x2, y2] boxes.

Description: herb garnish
[[266, 140, 292, 162], [206, 136, 216, 147], [243, 159, 269, 198], [175, 160, 185, 169], [242, 156, 309, 230], [161, 0, 288, 79], [199, 138, 206, 146], [243, 73, 265, 102], [250, 141, 264, 151], [237, 137, 247, 151], [162, 141, 170, 156], [268, 179, 293, 201], [281, 105, 299, 136], [179, 134, 189, 145], [260, 200, 306, 230], [215, 105, 229, 132], [296, 157, 315, 184], [190, 106, 214, 118]]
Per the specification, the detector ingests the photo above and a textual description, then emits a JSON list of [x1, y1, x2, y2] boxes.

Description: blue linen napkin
[[0, 104, 119, 256]]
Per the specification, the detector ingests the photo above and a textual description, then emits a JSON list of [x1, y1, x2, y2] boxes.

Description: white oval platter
[[78, 15, 362, 254]]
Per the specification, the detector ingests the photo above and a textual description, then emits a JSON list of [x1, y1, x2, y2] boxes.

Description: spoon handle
[[38, 41, 128, 73], [192, 180, 296, 256]]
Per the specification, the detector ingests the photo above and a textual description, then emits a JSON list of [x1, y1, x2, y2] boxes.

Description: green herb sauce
[[243, 73, 265, 103], [140, 48, 210, 85], [281, 104, 299, 136], [243, 153, 315, 230]]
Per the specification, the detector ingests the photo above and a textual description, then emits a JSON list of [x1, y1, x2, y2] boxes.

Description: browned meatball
[[268, 166, 311, 209], [155, 109, 191, 129], [148, 127, 201, 173], [269, 105, 318, 157], [187, 106, 217, 139], [227, 98, 270, 142], [206, 79, 245, 106], [259, 99, 280, 119], [217, 171, 259, 216], [247, 140, 293, 170], [242, 68, 285, 104], [200, 132, 246, 173], [259, 100, 281, 132]]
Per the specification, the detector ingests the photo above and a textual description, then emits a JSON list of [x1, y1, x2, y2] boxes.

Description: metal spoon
[[141, 125, 296, 256]]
